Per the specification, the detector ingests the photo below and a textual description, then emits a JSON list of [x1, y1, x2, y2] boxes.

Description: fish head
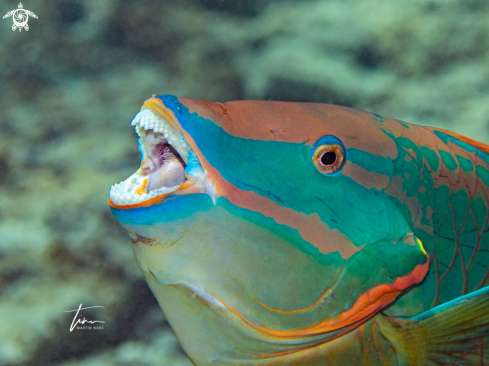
[[109, 95, 430, 362]]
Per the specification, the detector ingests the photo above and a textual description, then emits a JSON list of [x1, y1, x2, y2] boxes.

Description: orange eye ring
[[312, 143, 345, 175]]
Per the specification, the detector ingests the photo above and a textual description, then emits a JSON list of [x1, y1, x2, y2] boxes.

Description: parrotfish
[[109, 95, 489, 365]]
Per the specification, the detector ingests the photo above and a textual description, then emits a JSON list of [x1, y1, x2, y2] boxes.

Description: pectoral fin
[[379, 286, 489, 365]]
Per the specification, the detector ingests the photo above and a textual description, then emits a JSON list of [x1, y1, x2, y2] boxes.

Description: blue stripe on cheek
[[110, 194, 214, 226]]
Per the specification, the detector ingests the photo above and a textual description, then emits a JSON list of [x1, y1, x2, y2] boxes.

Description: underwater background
[[1, 0, 489, 365]]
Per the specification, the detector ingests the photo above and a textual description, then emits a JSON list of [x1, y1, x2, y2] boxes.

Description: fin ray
[[381, 286, 489, 365]]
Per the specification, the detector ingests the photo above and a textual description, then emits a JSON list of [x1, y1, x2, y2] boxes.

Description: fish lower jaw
[[109, 171, 182, 206], [109, 168, 212, 207]]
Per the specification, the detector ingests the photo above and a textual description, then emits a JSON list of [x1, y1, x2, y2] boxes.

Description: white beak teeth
[[109, 108, 193, 207], [129, 109, 189, 163]]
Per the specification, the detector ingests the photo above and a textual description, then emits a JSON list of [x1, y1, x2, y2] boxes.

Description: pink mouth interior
[[140, 132, 187, 192]]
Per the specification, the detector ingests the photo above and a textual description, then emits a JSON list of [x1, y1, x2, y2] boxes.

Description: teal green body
[[110, 96, 489, 365]]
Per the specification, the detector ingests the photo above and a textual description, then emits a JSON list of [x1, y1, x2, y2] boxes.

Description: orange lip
[[108, 191, 171, 209], [109, 179, 197, 210]]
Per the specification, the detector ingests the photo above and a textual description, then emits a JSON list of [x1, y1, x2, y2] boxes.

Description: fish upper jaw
[[109, 106, 214, 208]]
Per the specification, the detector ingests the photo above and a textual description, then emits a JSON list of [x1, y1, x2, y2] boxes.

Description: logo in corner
[[3, 3, 37, 32], [64, 304, 105, 331]]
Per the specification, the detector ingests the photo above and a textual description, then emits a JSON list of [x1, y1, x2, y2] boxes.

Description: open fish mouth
[[109, 106, 210, 208]]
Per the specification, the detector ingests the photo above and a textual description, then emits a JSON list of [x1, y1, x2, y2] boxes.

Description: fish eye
[[311, 136, 346, 175]]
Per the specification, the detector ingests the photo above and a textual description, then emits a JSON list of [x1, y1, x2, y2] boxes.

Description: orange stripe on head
[[219, 175, 363, 259], [178, 98, 398, 159], [342, 163, 390, 190]]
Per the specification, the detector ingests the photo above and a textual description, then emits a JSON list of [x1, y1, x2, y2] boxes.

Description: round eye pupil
[[321, 151, 336, 166], [311, 138, 345, 175]]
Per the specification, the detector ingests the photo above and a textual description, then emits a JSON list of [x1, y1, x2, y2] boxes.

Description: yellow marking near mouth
[[135, 178, 148, 196], [417, 238, 427, 256]]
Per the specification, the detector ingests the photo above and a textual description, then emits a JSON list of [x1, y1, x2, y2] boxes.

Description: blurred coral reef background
[[1, 0, 489, 364]]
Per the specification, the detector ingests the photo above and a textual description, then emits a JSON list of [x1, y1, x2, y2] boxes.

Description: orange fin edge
[[429, 127, 489, 155]]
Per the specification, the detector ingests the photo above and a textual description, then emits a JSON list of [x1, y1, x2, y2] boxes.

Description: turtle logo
[[3, 3, 37, 32]]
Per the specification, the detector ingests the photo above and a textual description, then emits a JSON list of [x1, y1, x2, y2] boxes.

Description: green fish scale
[[391, 126, 489, 311]]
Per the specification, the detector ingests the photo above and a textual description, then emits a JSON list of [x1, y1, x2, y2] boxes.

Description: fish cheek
[[135, 203, 345, 329]]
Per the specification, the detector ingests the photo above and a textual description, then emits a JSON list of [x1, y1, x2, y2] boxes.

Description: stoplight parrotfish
[[109, 95, 489, 365]]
